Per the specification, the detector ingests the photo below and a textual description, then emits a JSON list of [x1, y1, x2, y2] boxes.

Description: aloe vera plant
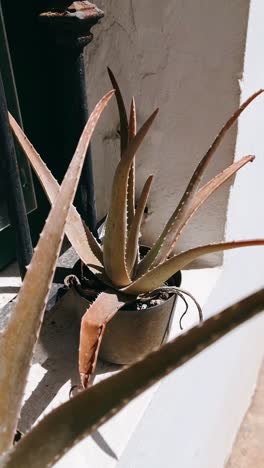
[[0, 84, 264, 468], [9, 72, 264, 389]]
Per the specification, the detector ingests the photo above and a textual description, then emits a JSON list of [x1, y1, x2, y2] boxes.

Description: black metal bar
[[55, 43, 97, 234], [0, 71, 33, 278], [38, 2, 104, 235]]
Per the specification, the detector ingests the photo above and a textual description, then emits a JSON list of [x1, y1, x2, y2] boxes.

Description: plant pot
[[71, 246, 182, 365], [99, 290, 179, 365]]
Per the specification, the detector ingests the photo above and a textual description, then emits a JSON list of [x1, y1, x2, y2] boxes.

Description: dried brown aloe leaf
[[79, 291, 130, 388], [3, 289, 263, 468], [137, 90, 264, 276]]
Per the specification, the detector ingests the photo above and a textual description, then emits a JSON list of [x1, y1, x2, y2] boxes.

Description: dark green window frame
[[0, 5, 38, 269]]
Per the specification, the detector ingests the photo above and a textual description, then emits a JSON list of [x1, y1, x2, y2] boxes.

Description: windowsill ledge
[[0, 252, 222, 467]]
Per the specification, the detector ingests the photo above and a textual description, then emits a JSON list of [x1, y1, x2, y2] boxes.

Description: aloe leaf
[[107, 71, 136, 229], [103, 109, 159, 287], [126, 175, 154, 274], [128, 97, 137, 143], [2, 289, 263, 468], [0, 93, 115, 454], [137, 89, 264, 276], [107, 67, 128, 155], [154, 155, 255, 264], [125, 240, 264, 294], [9, 92, 115, 271], [127, 97, 137, 229], [79, 290, 130, 388]]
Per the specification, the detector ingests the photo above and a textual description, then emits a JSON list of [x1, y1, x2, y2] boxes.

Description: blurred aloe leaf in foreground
[[0, 90, 114, 454], [1, 288, 263, 468]]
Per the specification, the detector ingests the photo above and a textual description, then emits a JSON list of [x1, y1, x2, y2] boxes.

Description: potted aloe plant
[[9, 72, 264, 390], [0, 91, 263, 467]]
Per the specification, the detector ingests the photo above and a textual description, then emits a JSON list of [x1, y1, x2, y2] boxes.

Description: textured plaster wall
[[85, 0, 250, 266], [115, 1, 264, 467]]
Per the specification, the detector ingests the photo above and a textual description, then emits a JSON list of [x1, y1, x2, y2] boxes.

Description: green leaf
[[9, 96, 115, 272], [128, 97, 137, 142], [107, 67, 129, 155], [0, 91, 115, 454], [137, 89, 264, 276], [103, 109, 159, 287], [107, 70, 137, 229], [126, 175, 154, 274], [2, 289, 263, 468], [127, 97, 137, 229], [125, 240, 264, 294], [153, 155, 255, 264]]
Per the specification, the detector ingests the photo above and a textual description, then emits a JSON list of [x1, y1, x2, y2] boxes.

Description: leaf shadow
[[18, 289, 120, 460]]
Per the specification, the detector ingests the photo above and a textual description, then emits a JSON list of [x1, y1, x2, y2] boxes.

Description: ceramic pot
[[99, 288, 179, 365], [72, 251, 181, 365]]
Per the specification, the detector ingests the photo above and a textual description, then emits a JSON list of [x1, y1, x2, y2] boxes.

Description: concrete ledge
[[0, 257, 220, 467]]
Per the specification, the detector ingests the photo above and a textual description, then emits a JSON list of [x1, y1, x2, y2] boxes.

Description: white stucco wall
[[85, 1, 264, 467], [86, 0, 250, 267], [115, 1, 264, 467]]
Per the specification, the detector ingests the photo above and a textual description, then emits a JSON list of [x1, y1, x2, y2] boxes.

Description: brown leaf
[[79, 291, 130, 388]]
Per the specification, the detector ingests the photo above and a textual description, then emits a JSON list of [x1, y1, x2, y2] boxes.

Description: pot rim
[[71, 244, 182, 313]]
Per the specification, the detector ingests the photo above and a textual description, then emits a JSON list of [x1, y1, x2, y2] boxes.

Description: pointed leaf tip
[[107, 67, 128, 156]]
